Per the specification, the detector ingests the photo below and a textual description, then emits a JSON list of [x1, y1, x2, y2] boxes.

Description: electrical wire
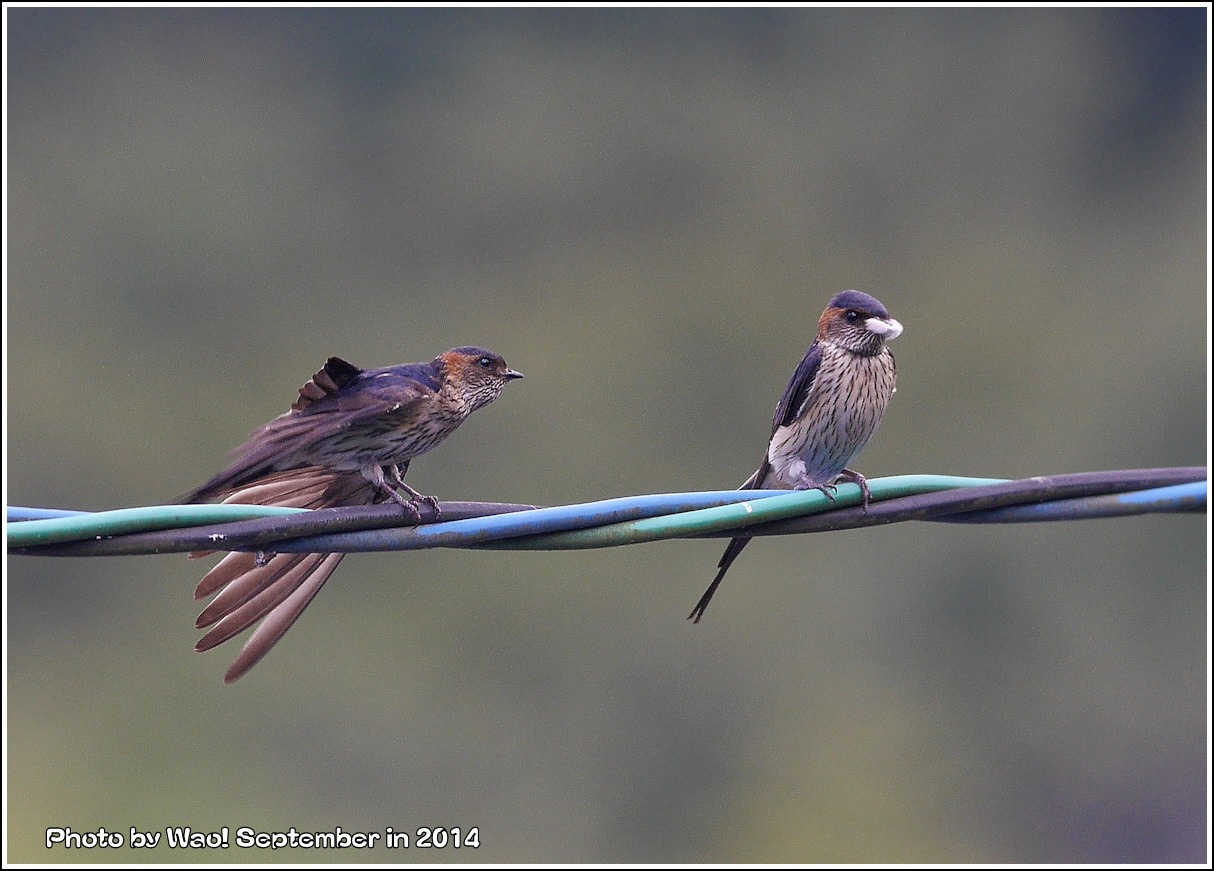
[[7, 467, 1205, 559]]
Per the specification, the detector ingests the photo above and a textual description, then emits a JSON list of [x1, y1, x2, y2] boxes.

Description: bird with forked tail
[[183, 347, 523, 682], [690, 290, 903, 623]]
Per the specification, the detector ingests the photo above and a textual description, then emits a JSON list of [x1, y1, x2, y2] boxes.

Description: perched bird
[[183, 347, 523, 682], [690, 290, 902, 623]]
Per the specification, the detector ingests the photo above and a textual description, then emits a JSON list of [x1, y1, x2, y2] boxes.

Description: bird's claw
[[836, 469, 872, 514], [795, 474, 872, 513], [793, 479, 838, 501], [413, 492, 442, 518], [384, 486, 441, 521]]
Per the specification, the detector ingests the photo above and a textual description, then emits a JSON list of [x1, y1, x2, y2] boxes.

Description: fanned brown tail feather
[[189, 466, 378, 681], [221, 554, 344, 683]]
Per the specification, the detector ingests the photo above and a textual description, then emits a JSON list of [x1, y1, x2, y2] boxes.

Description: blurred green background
[[6, 7, 1207, 863]]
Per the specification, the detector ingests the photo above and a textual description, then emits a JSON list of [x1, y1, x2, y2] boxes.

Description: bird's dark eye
[[478, 356, 493, 369], [845, 310, 862, 323]]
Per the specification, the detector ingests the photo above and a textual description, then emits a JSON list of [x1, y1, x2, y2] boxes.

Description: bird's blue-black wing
[[733, 340, 824, 493], [770, 341, 822, 434], [182, 359, 436, 501]]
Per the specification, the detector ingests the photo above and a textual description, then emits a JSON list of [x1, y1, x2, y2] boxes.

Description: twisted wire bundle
[[8, 467, 1206, 558]]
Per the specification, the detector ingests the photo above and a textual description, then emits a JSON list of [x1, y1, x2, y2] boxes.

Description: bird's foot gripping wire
[[353, 464, 437, 522], [795, 469, 873, 513], [835, 468, 872, 512], [359, 464, 440, 522], [794, 478, 839, 503], [383, 487, 441, 521], [384, 464, 441, 520]]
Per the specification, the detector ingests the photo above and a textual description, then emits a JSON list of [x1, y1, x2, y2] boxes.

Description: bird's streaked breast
[[767, 343, 897, 488]]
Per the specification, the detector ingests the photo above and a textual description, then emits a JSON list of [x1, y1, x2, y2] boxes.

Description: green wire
[[479, 475, 1009, 550], [5, 504, 306, 548], [4, 476, 996, 552], [13, 473, 1193, 555]]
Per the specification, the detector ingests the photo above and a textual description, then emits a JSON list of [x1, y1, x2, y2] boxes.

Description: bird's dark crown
[[447, 345, 499, 359], [827, 290, 891, 319], [439, 346, 507, 371]]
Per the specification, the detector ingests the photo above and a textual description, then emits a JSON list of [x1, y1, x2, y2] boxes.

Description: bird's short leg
[[388, 464, 441, 517], [360, 464, 423, 519], [835, 468, 872, 512]]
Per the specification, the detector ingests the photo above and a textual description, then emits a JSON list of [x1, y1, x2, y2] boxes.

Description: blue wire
[[938, 481, 1207, 523], [269, 489, 794, 552], [7, 507, 93, 521], [7, 472, 1206, 555], [268, 476, 1005, 552], [5, 504, 306, 547]]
